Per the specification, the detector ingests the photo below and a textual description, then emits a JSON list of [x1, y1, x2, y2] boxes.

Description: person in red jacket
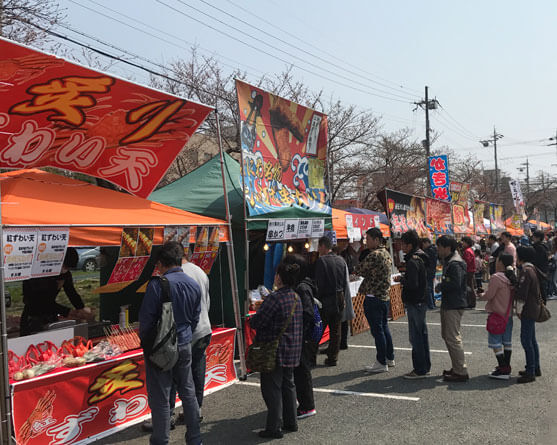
[[461, 237, 477, 309]]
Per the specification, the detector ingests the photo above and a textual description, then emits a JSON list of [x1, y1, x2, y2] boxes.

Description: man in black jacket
[[436, 236, 469, 382], [314, 236, 349, 366], [419, 238, 438, 309], [532, 230, 549, 303], [398, 230, 431, 379]]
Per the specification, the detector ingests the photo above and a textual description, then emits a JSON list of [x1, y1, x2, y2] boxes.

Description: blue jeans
[[520, 318, 540, 375], [364, 297, 394, 365], [406, 303, 431, 375], [145, 343, 201, 445]]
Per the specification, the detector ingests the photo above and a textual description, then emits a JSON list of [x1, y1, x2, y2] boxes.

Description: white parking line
[[348, 344, 472, 355], [238, 381, 420, 401], [390, 321, 485, 328]]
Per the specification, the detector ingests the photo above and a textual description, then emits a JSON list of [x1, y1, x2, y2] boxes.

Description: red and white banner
[[12, 328, 236, 445], [0, 38, 212, 198]]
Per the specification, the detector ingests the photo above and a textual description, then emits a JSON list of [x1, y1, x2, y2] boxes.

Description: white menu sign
[[284, 219, 300, 240], [266, 219, 286, 241], [311, 219, 325, 238], [297, 219, 312, 237], [3, 228, 37, 281], [31, 227, 70, 277]]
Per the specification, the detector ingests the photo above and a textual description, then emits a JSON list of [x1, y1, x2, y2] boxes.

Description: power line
[[71, 0, 267, 77], [154, 0, 414, 104], [16, 18, 234, 104], [437, 105, 479, 139], [201, 0, 419, 100], [432, 110, 479, 142]]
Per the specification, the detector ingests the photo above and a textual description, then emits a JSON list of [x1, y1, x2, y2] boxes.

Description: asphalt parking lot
[[98, 300, 557, 445]]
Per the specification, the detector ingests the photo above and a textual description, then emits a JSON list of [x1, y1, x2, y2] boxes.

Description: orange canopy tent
[[527, 220, 552, 231], [332, 208, 390, 239], [0, 169, 228, 246]]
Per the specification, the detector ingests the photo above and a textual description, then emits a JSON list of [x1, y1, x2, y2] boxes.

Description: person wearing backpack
[[285, 254, 319, 420], [396, 230, 431, 379], [477, 253, 517, 380], [139, 242, 202, 445]]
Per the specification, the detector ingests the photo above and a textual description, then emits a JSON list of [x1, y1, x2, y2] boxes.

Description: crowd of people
[[135, 228, 556, 443], [249, 229, 555, 439]]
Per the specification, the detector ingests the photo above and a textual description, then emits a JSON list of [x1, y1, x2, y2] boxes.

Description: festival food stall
[[0, 37, 243, 444], [331, 208, 404, 334], [0, 169, 237, 444]]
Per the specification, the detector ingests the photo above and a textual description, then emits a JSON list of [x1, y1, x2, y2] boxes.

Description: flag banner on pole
[[428, 155, 451, 201]]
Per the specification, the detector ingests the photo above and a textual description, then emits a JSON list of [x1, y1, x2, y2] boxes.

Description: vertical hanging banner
[[508, 179, 525, 211], [450, 181, 474, 235], [379, 190, 429, 238], [428, 155, 451, 201], [235, 80, 331, 215], [490, 204, 505, 234], [473, 201, 489, 235], [425, 198, 453, 235], [0, 38, 213, 198]]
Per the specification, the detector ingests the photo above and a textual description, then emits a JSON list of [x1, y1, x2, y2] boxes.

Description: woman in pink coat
[[478, 253, 517, 380]]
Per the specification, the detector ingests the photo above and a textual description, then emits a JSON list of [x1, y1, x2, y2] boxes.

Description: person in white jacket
[[182, 258, 212, 416]]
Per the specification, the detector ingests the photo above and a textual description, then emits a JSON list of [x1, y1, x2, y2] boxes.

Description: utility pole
[[480, 127, 504, 192], [414, 86, 438, 195]]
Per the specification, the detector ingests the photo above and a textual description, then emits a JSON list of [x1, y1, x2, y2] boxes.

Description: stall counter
[[11, 327, 237, 445]]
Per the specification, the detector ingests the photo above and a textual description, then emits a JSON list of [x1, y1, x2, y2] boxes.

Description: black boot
[[503, 350, 512, 368]]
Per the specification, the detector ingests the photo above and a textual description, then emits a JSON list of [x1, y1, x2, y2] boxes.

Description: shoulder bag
[[486, 295, 512, 335], [247, 299, 297, 373]]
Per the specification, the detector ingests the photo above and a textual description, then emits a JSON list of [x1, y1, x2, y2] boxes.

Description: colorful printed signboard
[[0, 38, 212, 197], [12, 328, 236, 445], [450, 181, 474, 235], [428, 155, 451, 201], [473, 201, 489, 235], [490, 204, 505, 234], [425, 198, 453, 235], [236, 80, 330, 215], [381, 190, 429, 238]]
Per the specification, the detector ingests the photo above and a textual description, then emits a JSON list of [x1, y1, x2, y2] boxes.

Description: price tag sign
[[284, 219, 300, 240], [311, 219, 325, 238], [266, 219, 285, 241]]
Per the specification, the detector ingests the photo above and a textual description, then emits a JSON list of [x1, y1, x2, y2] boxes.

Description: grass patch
[[6, 270, 101, 317]]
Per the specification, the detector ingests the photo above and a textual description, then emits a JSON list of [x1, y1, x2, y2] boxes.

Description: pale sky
[[54, 0, 557, 184]]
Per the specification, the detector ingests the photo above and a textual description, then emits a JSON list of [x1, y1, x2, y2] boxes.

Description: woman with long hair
[[478, 253, 517, 379], [250, 257, 303, 438], [515, 246, 543, 383]]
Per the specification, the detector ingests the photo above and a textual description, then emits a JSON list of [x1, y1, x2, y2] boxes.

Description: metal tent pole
[[0, 181, 14, 444], [215, 110, 247, 379]]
